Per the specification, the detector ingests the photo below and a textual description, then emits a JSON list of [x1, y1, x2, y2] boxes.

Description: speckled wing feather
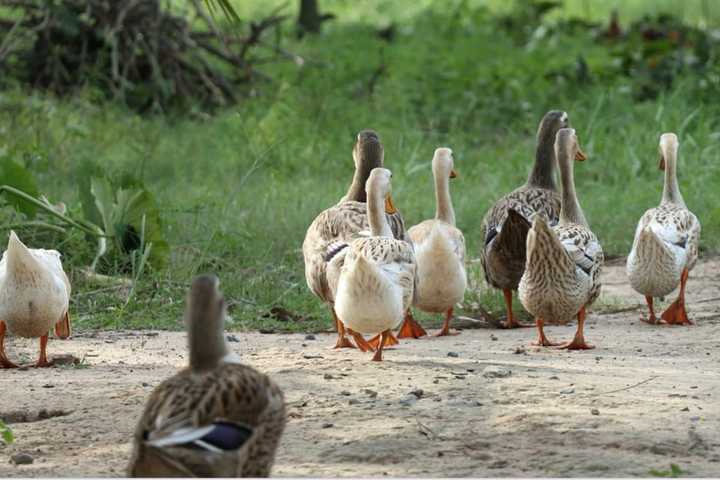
[[556, 223, 604, 305], [303, 200, 406, 303], [480, 185, 560, 290], [129, 363, 285, 477], [344, 236, 416, 311]]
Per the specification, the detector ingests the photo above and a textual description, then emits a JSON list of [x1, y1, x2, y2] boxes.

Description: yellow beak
[[449, 169, 458, 179], [575, 148, 587, 161], [385, 195, 397, 214]]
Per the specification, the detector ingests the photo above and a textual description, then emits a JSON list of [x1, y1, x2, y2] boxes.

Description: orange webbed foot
[[502, 318, 533, 329], [368, 331, 399, 349], [333, 335, 356, 349], [397, 312, 427, 339], [34, 359, 54, 368], [0, 357, 19, 369], [347, 329, 375, 352], [531, 338, 562, 347], [640, 314, 659, 325], [558, 339, 595, 350], [660, 300, 692, 326]]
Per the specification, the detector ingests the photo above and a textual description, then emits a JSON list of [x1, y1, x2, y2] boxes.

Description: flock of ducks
[[302, 110, 701, 358], [0, 110, 701, 476]]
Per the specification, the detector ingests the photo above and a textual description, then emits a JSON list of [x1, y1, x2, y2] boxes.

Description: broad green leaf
[[0, 157, 40, 217]]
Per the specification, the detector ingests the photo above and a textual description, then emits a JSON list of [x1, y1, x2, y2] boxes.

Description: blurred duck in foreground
[[519, 128, 603, 349], [627, 133, 700, 325], [332, 168, 416, 361], [303, 130, 406, 351], [406, 148, 466, 337], [0, 231, 71, 368], [480, 111, 571, 329], [128, 275, 286, 477]]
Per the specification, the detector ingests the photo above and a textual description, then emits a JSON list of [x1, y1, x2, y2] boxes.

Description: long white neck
[[368, 191, 393, 237], [661, 147, 685, 206], [433, 169, 455, 225]]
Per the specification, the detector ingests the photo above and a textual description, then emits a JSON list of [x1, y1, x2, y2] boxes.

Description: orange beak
[[659, 155, 666, 171], [385, 195, 397, 214], [575, 148, 587, 161], [449, 169, 458, 179], [54, 311, 71, 339]]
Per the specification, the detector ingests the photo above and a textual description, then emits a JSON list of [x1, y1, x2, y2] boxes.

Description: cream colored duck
[[481, 111, 576, 329], [0, 231, 71, 368], [303, 130, 406, 351], [405, 148, 466, 337], [128, 275, 286, 477], [627, 133, 700, 325], [518, 128, 603, 349], [332, 168, 416, 361]]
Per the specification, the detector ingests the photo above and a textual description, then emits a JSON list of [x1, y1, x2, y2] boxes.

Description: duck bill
[[574, 148, 587, 162], [658, 155, 666, 171], [449, 169, 458, 179], [385, 195, 398, 214], [54, 311, 71, 339]]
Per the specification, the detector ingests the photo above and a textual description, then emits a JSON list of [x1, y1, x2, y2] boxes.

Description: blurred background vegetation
[[0, 0, 719, 333]]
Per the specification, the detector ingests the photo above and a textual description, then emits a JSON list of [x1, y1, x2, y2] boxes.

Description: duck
[[0, 231, 71, 368], [518, 128, 603, 349], [127, 275, 286, 477], [302, 130, 407, 351], [481, 111, 575, 329], [626, 133, 700, 325], [332, 168, 416, 361], [405, 148, 466, 337]]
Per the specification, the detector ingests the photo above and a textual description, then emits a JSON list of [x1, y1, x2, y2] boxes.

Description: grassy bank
[[1, 0, 719, 332]]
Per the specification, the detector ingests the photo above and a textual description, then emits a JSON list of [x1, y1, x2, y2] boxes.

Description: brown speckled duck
[[303, 130, 406, 350], [518, 128, 603, 349], [480, 111, 574, 329], [626, 133, 700, 325], [128, 275, 286, 477]]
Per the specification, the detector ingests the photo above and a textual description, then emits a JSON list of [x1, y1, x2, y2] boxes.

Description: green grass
[[1, 1, 720, 332]]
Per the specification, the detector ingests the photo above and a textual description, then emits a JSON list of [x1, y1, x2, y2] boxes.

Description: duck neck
[[345, 166, 371, 202], [188, 311, 229, 372], [558, 151, 588, 227], [368, 191, 393, 237], [527, 132, 557, 190], [661, 150, 684, 206], [434, 170, 455, 225]]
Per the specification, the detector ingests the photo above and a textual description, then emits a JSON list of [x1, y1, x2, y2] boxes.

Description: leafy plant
[[0, 420, 13, 444], [649, 464, 686, 478]]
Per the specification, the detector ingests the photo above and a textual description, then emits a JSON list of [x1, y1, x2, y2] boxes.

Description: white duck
[[405, 148, 466, 337], [332, 168, 416, 361], [626, 133, 700, 325], [0, 231, 71, 368]]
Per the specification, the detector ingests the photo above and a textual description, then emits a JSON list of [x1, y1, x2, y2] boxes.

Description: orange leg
[[502, 289, 531, 328], [368, 330, 399, 349], [34, 334, 53, 368], [531, 318, 561, 347], [661, 268, 692, 326], [559, 306, 594, 350], [640, 296, 658, 324], [332, 308, 355, 349], [55, 311, 71, 339], [372, 330, 391, 361], [435, 308, 460, 337], [346, 328, 375, 352], [0, 321, 19, 369], [397, 310, 427, 339]]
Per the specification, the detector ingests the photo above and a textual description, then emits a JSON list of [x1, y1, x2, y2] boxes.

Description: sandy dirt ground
[[1, 258, 720, 477]]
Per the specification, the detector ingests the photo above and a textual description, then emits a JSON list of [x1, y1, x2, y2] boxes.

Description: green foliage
[[649, 464, 686, 477], [0, 157, 40, 217], [0, 420, 13, 445]]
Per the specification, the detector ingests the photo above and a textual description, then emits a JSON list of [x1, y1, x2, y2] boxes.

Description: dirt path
[[1, 259, 720, 477]]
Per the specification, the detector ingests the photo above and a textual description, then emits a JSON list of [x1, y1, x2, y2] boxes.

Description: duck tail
[[633, 226, 677, 266], [494, 208, 531, 255], [5, 231, 39, 275], [526, 215, 574, 275]]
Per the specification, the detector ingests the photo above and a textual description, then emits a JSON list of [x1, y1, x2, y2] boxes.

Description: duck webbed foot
[[660, 268, 693, 326], [557, 306, 595, 350], [531, 318, 561, 347], [368, 331, 399, 350], [397, 310, 427, 339], [0, 321, 18, 369], [502, 289, 532, 329], [34, 334, 53, 368], [434, 308, 460, 337]]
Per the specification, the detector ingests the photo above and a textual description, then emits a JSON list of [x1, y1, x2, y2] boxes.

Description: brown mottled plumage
[[519, 128, 603, 350], [627, 133, 700, 325], [128, 276, 285, 477], [480, 111, 569, 328], [302, 130, 406, 348]]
